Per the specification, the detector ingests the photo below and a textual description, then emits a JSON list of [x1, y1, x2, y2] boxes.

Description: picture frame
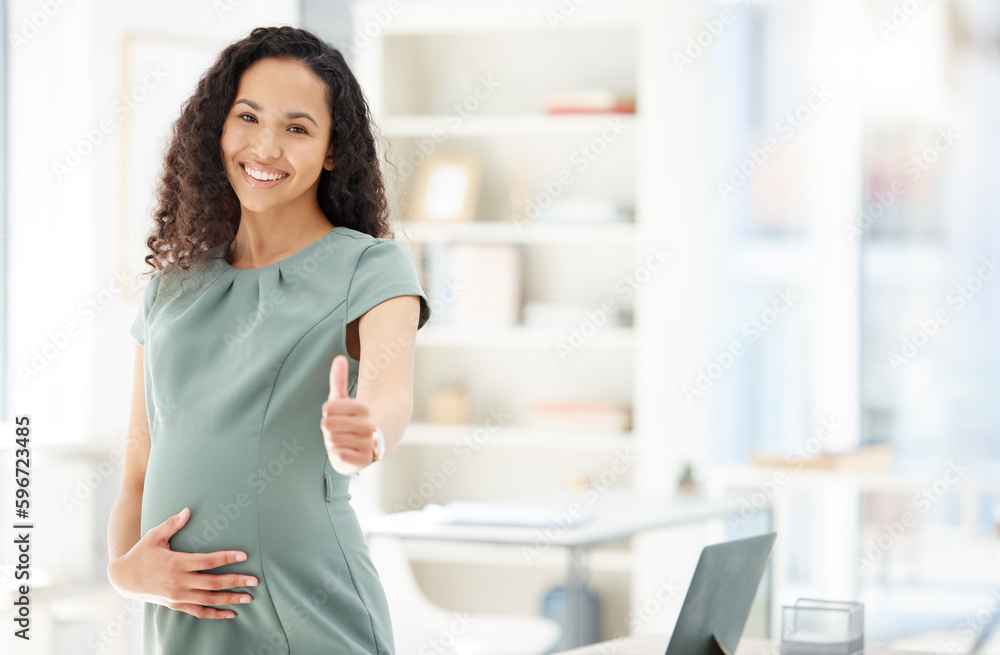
[[410, 153, 482, 222]]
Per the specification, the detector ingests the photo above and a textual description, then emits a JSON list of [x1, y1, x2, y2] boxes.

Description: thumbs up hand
[[321, 355, 375, 476]]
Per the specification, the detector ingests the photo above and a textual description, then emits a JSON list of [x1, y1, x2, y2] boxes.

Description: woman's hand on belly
[[108, 507, 258, 619]]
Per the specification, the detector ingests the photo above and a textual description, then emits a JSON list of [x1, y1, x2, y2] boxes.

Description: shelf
[[395, 219, 636, 244], [382, 113, 638, 138], [402, 422, 633, 451], [415, 325, 635, 348], [357, 0, 648, 34]]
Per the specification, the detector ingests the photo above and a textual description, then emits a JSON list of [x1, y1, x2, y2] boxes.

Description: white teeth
[[243, 164, 288, 181]]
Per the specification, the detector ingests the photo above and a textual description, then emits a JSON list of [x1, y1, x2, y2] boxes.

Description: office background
[[2, 0, 999, 653]]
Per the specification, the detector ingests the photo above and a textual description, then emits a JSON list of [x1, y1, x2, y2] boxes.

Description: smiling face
[[220, 57, 335, 219]]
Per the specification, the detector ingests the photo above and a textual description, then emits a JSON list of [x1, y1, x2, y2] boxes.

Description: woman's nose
[[249, 128, 281, 160]]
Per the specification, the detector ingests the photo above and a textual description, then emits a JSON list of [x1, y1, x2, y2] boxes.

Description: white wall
[[7, 0, 300, 437], [2, 2, 298, 651]]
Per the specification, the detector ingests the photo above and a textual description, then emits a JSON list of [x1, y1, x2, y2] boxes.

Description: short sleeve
[[129, 273, 161, 345], [347, 240, 431, 329]]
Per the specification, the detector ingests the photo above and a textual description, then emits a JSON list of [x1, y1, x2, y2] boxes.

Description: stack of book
[[528, 401, 632, 431], [541, 89, 636, 114]]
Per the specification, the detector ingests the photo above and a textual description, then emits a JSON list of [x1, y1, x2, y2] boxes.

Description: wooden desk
[[553, 635, 937, 655]]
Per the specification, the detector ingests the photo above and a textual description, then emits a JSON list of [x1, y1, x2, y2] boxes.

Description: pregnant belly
[[141, 436, 263, 558]]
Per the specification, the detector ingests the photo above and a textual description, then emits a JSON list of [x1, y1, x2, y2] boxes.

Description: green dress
[[129, 225, 430, 654]]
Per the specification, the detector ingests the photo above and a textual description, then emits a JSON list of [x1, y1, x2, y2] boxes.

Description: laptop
[[639, 532, 778, 655]]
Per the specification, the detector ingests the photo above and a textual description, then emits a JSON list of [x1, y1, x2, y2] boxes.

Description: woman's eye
[[237, 113, 305, 134]]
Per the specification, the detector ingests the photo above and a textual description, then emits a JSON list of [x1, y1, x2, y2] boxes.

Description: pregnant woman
[[106, 26, 430, 654]]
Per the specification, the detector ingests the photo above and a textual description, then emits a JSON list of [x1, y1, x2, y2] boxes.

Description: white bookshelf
[[350, 0, 668, 642]]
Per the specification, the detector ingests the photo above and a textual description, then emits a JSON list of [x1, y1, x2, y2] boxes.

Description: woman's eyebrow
[[234, 98, 318, 128]]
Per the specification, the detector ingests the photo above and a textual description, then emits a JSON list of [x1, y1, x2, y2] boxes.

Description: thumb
[[154, 507, 189, 541], [328, 354, 348, 401]]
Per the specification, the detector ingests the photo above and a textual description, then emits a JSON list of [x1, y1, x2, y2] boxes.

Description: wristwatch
[[371, 426, 386, 462]]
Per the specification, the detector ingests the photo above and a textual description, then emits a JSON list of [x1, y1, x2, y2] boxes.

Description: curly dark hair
[[139, 25, 396, 281]]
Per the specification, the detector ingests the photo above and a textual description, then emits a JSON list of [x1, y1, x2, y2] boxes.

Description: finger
[[328, 355, 348, 402], [180, 551, 249, 573], [322, 425, 372, 450], [188, 572, 258, 591], [321, 414, 372, 436], [181, 588, 253, 608], [321, 397, 366, 417], [325, 443, 367, 460], [324, 439, 368, 457], [168, 602, 237, 620]]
